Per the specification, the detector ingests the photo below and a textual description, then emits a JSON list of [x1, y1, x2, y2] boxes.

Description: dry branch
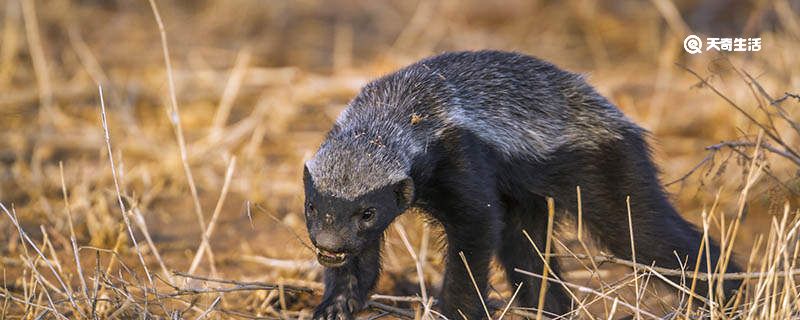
[[98, 86, 153, 288], [172, 272, 314, 294], [147, 0, 215, 276], [553, 253, 800, 281]]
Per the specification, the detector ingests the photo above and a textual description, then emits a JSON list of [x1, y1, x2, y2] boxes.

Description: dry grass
[[1, 1, 799, 319]]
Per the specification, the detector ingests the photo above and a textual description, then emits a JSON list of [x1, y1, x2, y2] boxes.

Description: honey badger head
[[304, 133, 414, 267]]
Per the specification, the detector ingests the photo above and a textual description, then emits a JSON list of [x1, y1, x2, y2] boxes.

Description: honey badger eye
[[361, 208, 376, 221], [305, 201, 315, 212]]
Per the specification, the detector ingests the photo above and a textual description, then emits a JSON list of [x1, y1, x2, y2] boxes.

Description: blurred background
[[1, 0, 798, 318]]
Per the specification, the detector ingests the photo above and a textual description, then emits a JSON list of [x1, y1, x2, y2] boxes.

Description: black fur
[[303, 50, 741, 319]]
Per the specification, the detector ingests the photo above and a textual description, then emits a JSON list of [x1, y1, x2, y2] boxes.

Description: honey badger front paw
[[312, 297, 359, 320]]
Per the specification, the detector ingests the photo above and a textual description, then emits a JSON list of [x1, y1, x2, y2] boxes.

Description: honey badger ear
[[394, 178, 415, 209]]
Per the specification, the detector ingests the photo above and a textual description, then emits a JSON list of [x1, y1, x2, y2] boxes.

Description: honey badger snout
[[313, 231, 344, 252], [312, 231, 349, 267]]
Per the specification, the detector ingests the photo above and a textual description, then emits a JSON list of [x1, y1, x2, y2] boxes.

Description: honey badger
[[303, 50, 740, 319]]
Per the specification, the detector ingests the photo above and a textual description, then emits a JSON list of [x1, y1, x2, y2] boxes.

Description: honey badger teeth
[[315, 248, 347, 267]]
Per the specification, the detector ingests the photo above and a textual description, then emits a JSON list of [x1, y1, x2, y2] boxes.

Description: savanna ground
[[1, 0, 799, 319]]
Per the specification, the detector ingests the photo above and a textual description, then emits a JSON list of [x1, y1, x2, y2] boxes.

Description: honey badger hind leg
[[498, 193, 572, 316], [538, 129, 743, 302]]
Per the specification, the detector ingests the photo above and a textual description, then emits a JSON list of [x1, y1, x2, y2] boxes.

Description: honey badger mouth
[[315, 247, 348, 267]]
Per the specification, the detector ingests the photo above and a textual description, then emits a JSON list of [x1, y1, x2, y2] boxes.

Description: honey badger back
[[303, 50, 740, 319]]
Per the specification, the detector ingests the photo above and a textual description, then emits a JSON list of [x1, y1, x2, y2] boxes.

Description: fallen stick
[[172, 271, 314, 294], [551, 253, 800, 280]]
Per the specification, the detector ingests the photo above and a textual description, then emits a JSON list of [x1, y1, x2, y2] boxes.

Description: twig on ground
[[147, 0, 216, 275], [394, 223, 430, 318], [522, 230, 593, 319], [371, 294, 429, 303], [514, 268, 661, 320], [706, 141, 800, 167], [254, 203, 316, 252], [677, 64, 800, 162], [58, 162, 91, 305], [241, 256, 319, 271], [0, 203, 80, 317], [770, 92, 800, 105], [188, 156, 237, 274], [667, 140, 798, 195], [20, 0, 53, 119], [172, 272, 315, 294], [366, 301, 416, 319], [498, 282, 523, 320], [458, 251, 492, 320], [551, 253, 800, 280], [535, 197, 556, 320], [626, 196, 642, 319], [194, 295, 222, 320], [99, 86, 153, 288], [131, 207, 172, 283], [211, 47, 252, 133], [664, 152, 715, 187]]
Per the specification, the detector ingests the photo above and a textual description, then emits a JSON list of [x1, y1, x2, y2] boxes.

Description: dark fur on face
[[304, 166, 413, 267]]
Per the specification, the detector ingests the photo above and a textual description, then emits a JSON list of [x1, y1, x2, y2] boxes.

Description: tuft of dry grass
[[1, 1, 799, 319]]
